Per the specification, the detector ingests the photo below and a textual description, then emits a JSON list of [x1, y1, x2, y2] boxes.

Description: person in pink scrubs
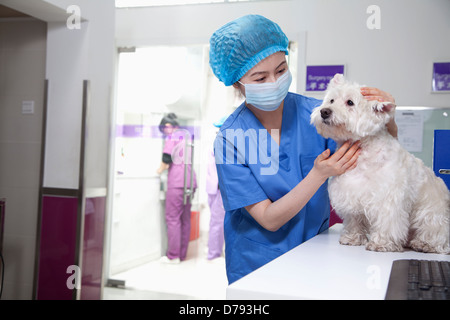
[[157, 113, 197, 263], [206, 117, 227, 260]]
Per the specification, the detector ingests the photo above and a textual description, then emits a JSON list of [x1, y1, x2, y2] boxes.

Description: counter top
[[226, 224, 450, 300]]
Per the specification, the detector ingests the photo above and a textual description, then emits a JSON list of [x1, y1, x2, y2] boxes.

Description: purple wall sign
[[432, 62, 450, 92], [306, 65, 345, 91]]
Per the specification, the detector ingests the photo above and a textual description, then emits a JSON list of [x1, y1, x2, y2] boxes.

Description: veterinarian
[[157, 113, 197, 264], [209, 14, 397, 284]]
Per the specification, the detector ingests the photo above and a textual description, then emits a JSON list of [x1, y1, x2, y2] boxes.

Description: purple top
[[163, 130, 197, 189]]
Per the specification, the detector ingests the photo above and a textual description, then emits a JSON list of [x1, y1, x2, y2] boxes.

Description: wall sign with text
[[305, 65, 345, 91], [432, 62, 450, 92]]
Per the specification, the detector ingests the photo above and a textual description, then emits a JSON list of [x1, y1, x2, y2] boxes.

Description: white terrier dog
[[311, 74, 449, 254]]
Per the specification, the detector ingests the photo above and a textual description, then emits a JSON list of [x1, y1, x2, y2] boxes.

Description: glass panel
[[396, 106, 450, 168]]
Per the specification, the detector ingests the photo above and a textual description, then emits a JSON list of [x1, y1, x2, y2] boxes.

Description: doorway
[[104, 45, 235, 299]]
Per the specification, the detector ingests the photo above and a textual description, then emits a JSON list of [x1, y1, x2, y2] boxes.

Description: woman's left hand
[[361, 87, 398, 138], [360, 87, 395, 104]]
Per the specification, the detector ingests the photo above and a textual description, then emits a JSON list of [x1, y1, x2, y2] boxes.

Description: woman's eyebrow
[[249, 61, 287, 77], [249, 70, 268, 77], [276, 61, 287, 69]]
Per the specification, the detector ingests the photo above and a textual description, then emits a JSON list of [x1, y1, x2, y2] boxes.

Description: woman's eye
[[330, 99, 334, 104], [277, 68, 286, 74], [347, 100, 354, 106]]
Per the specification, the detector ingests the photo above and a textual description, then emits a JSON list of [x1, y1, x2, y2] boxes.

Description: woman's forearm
[[265, 168, 327, 231], [246, 167, 327, 232]]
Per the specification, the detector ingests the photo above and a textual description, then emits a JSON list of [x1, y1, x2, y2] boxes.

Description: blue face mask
[[239, 70, 292, 111]]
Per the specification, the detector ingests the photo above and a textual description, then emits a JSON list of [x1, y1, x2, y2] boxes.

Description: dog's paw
[[339, 233, 367, 246], [365, 241, 403, 252], [409, 239, 448, 254]]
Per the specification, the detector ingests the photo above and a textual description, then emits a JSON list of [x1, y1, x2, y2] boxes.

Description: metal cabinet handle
[[183, 130, 194, 205], [439, 169, 450, 175]]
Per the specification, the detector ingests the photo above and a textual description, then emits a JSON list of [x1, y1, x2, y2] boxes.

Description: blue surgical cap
[[209, 15, 289, 86]]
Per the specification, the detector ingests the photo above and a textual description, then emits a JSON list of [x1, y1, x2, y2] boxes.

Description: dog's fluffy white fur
[[311, 74, 449, 254]]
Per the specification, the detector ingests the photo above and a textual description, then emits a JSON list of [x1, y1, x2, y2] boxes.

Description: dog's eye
[[347, 100, 354, 106], [330, 99, 334, 104]]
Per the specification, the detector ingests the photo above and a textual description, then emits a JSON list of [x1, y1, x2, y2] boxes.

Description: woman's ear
[[233, 82, 245, 97]]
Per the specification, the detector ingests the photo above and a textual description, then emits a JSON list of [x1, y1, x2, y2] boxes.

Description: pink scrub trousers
[[165, 188, 194, 260]]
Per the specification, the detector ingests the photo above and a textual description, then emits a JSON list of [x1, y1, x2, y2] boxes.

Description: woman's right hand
[[156, 162, 169, 175], [312, 141, 361, 181]]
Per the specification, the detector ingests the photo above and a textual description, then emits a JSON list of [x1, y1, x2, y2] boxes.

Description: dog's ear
[[329, 73, 345, 88], [373, 101, 395, 113]]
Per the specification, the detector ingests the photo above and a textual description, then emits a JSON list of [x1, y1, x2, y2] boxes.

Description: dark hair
[[159, 113, 179, 133]]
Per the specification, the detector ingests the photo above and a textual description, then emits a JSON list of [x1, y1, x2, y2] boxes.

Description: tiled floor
[[103, 231, 228, 300]]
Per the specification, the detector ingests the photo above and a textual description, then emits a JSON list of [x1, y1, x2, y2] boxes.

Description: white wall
[[44, 21, 88, 189], [301, 0, 450, 107], [116, 0, 450, 107], [82, 1, 115, 190]]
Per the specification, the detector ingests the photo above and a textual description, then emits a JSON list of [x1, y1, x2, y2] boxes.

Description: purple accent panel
[[306, 65, 345, 91], [80, 197, 106, 300], [116, 125, 200, 140], [37, 196, 78, 300]]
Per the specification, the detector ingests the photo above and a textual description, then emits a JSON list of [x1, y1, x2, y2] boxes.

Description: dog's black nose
[[321, 108, 332, 120]]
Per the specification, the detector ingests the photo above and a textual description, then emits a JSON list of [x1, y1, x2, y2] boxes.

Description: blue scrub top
[[214, 92, 336, 284]]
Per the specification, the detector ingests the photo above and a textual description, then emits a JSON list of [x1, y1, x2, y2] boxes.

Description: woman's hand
[[361, 87, 398, 138], [156, 162, 169, 174], [360, 87, 395, 104], [312, 141, 361, 182]]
